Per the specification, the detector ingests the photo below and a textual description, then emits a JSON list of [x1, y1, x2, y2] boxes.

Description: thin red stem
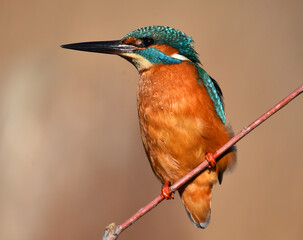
[[103, 84, 303, 240]]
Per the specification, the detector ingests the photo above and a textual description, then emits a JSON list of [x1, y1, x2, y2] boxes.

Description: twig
[[102, 84, 303, 240]]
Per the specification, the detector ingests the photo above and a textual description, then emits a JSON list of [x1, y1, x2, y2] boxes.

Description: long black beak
[[61, 40, 136, 54]]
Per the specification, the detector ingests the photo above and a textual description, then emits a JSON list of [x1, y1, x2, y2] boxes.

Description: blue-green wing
[[195, 64, 226, 124]]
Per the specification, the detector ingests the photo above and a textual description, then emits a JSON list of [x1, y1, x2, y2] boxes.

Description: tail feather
[[179, 177, 214, 229], [185, 206, 211, 229]]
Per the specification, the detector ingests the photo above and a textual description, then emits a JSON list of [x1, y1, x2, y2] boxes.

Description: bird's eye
[[135, 37, 155, 48], [142, 37, 154, 47]]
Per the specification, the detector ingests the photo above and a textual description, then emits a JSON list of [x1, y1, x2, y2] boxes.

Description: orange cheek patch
[[152, 44, 178, 56]]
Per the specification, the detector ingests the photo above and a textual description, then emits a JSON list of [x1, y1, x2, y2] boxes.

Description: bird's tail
[[179, 174, 215, 229]]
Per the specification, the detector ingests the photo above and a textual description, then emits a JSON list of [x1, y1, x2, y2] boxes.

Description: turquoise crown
[[123, 26, 200, 63]]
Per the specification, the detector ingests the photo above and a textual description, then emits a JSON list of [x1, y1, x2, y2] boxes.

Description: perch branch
[[103, 84, 303, 240]]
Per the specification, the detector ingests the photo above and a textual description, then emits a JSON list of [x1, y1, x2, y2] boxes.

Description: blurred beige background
[[1, 0, 303, 239]]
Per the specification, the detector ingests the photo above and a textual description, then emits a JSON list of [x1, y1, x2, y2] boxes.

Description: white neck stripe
[[171, 53, 191, 61]]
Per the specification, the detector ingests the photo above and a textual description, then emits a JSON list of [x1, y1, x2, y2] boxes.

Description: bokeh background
[[1, 0, 302, 239]]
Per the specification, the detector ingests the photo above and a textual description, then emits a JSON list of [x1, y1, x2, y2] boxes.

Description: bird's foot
[[161, 180, 174, 200], [205, 152, 216, 168]]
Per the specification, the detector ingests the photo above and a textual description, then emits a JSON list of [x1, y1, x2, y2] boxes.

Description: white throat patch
[[120, 53, 153, 71]]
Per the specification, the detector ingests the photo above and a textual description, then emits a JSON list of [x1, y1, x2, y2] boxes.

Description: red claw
[[205, 152, 216, 168], [161, 180, 174, 200]]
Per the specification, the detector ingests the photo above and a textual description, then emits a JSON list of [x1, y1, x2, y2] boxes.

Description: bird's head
[[62, 26, 200, 72]]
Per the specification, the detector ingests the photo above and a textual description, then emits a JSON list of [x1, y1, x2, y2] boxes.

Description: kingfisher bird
[[62, 26, 236, 228]]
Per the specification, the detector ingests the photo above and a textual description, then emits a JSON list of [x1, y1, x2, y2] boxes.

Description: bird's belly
[[139, 107, 205, 183]]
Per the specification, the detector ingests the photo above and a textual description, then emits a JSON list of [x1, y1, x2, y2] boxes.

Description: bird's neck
[[137, 62, 198, 109]]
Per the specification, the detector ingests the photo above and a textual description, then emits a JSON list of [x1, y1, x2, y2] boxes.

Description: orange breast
[[137, 62, 234, 183]]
